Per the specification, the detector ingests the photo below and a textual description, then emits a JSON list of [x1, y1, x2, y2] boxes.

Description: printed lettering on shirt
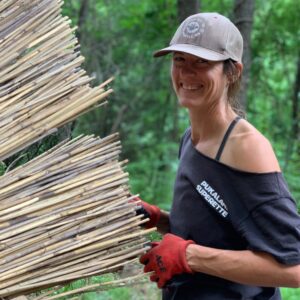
[[196, 180, 229, 218]]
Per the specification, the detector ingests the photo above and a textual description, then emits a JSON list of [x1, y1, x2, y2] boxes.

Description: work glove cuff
[[138, 200, 161, 229], [131, 197, 161, 229], [180, 239, 195, 274]]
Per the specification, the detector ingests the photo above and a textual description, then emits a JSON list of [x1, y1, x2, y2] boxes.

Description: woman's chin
[[178, 98, 203, 109]]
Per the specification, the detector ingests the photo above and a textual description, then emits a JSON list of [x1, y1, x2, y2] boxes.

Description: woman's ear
[[235, 62, 243, 79], [229, 62, 243, 83]]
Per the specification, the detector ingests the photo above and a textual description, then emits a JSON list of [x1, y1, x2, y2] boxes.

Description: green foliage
[[0, 162, 6, 176], [36, 272, 161, 299], [248, 0, 300, 202], [281, 287, 300, 300], [2, 127, 71, 172], [64, 0, 185, 210], [65, 0, 300, 206]]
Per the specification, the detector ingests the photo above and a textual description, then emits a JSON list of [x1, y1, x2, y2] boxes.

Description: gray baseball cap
[[154, 12, 243, 62]]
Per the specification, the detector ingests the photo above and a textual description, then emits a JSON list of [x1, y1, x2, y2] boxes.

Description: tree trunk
[[177, 0, 200, 23], [292, 52, 300, 142], [77, 0, 89, 41], [283, 52, 300, 171], [233, 0, 255, 109], [62, 0, 90, 137]]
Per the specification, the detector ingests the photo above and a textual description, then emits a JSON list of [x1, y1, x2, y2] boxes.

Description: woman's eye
[[174, 56, 184, 62], [197, 59, 209, 64]]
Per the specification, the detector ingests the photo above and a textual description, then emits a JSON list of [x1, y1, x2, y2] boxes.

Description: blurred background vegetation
[[62, 0, 299, 210], [3, 0, 297, 298], [58, 0, 300, 298]]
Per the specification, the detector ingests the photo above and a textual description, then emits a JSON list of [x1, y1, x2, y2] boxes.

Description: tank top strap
[[215, 116, 241, 161]]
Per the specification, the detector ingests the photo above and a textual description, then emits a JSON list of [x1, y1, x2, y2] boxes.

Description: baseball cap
[[154, 12, 243, 62]]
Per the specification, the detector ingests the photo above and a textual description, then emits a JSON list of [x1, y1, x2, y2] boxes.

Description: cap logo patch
[[183, 19, 205, 38]]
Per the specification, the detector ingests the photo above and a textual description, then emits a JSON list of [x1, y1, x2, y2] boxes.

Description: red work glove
[[132, 196, 161, 229], [140, 233, 195, 288]]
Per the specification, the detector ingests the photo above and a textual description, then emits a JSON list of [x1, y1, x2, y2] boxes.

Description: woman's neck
[[188, 104, 236, 146]]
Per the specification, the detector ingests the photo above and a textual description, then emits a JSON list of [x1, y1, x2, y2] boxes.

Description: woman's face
[[171, 52, 229, 110]]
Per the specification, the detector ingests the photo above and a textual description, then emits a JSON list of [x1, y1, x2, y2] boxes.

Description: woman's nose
[[180, 63, 197, 76]]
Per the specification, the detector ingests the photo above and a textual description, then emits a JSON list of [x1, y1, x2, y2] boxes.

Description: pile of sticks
[[0, 0, 152, 298], [0, 134, 153, 297], [0, 0, 113, 161]]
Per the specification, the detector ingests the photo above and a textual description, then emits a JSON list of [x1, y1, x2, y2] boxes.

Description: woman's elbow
[[293, 266, 300, 288], [289, 275, 300, 288], [285, 264, 300, 288]]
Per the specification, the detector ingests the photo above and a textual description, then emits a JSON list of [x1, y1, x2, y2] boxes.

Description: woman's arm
[[209, 120, 300, 287], [156, 210, 170, 235], [186, 244, 300, 288]]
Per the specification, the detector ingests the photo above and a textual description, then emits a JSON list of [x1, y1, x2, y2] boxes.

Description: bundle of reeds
[[0, 0, 153, 298], [0, 0, 113, 161], [0, 134, 153, 297]]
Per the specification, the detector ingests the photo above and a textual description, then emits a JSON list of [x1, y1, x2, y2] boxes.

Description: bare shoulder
[[223, 119, 281, 173]]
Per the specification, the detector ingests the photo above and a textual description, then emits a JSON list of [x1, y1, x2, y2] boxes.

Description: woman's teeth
[[181, 84, 202, 90]]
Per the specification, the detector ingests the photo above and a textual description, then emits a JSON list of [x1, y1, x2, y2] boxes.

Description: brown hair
[[223, 59, 244, 116]]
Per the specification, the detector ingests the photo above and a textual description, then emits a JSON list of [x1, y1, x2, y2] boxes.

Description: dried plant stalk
[[0, 135, 153, 297]]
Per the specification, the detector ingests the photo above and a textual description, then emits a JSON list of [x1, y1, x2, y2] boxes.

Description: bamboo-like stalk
[[37, 273, 151, 300]]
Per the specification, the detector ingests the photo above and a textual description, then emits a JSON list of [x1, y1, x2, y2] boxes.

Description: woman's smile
[[180, 83, 204, 91]]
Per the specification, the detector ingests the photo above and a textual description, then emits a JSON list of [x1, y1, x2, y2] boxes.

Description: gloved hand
[[140, 233, 195, 288], [132, 196, 161, 229]]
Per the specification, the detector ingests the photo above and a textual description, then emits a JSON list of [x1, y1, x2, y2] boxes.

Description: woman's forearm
[[186, 244, 300, 288], [157, 210, 170, 235]]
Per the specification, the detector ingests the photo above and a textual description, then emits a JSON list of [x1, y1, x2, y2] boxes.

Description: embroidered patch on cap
[[182, 18, 205, 38]]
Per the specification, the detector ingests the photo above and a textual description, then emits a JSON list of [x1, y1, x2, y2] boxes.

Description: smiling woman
[[170, 52, 240, 113], [132, 12, 300, 300]]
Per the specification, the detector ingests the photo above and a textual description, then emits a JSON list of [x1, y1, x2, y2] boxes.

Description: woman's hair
[[223, 59, 244, 116]]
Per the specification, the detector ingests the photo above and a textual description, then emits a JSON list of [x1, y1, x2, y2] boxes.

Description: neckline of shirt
[[186, 128, 281, 176]]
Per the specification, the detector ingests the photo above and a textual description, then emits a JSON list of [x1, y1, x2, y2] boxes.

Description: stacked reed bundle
[[0, 134, 153, 297], [0, 0, 153, 297], [0, 0, 113, 161]]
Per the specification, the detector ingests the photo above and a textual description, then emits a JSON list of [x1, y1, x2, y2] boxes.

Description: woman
[[137, 12, 300, 300]]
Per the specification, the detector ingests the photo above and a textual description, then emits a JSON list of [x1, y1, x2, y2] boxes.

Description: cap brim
[[153, 44, 230, 61]]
